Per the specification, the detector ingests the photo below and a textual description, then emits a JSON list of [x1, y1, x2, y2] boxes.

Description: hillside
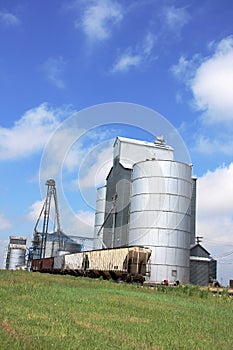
[[0, 270, 232, 349]]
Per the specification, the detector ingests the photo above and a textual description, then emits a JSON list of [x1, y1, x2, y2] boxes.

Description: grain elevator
[[94, 136, 197, 284]]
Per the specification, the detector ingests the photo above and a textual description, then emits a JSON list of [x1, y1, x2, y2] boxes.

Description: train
[[31, 246, 152, 283]]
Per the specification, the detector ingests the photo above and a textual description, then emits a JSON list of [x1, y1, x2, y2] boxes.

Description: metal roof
[[190, 243, 210, 256], [114, 136, 174, 150]]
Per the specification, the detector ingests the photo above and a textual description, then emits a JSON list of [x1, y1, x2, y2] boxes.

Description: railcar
[[31, 246, 151, 283]]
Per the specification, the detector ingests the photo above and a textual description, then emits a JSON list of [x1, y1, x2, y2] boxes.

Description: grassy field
[[0, 270, 232, 350]]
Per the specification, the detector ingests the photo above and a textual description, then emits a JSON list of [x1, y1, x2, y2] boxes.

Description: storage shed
[[190, 244, 211, 286]]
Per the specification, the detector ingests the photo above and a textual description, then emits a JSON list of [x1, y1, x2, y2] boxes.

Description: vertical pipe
[[136, 249, 140, 275], [111, 210, 115, 248]]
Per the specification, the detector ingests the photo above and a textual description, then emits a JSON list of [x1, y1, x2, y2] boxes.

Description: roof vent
[[155, 135, 165, 145]]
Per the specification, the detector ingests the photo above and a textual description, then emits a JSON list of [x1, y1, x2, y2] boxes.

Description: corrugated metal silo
[[6, 236, 27, 270], [8, 248, 26, 270], [128, 159, 192, 284], [93, 185, 106, 249]]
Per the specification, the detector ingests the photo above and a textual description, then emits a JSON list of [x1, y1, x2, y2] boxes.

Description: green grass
[[0, 270, 232, 350]]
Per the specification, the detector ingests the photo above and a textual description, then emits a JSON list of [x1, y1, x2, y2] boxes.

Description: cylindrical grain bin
[[93, 185, 106, 249], [8, 248, 26, 270], [128, 159, 192, 284]]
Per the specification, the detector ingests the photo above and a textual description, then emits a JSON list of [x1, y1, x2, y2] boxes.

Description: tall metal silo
[[93, 186, 106, 249], [128, 159, 192, 284], [8, 249, 26, 269], [5, 236, 27, 270]]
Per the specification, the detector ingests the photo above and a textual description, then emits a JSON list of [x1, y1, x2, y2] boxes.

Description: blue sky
[[0, 0, 233, 285]]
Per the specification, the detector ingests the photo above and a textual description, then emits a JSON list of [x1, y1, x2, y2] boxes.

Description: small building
[[209, 257, 217, 282], [190, 244, 215, 286]]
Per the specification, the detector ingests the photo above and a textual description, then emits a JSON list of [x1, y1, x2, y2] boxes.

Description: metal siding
[[44, 241, 58, 258], [31, 259, 42, 271], [119, 141, 174, 169], [64, 252, 84, 270], [131, 193, 191, 213], [94, 186, 106, 250], [41, 257, 54, 271], [8, 248, 26, 270], [197, 245, 209, 258], [103, 162, 131, 248], [33, 232, 81, 259], [129, 160, 192, 284], [190, 260, 209, 286], [149, 260, 189, 284], [53, 255, 64, 270], [191, 245, 210, 259], [210, 258, 217, 280], [40, 247, 151, 280], [130, 211, 190, 231], [190, 178, 197, 245], [64, 242, 81, 254], [87, 248, 128, 271]]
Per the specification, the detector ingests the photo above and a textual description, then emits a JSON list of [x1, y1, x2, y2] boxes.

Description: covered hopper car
[[31, 246, 151, 283]]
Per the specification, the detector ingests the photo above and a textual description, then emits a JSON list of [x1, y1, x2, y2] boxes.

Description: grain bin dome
[[128, 159, 192, 284]]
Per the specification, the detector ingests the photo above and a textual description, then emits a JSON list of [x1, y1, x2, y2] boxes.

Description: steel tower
[[33, 179, 62, 259]]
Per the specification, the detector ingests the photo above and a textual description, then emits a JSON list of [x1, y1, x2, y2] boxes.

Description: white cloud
[[111, 32, 156, 73], [57, 127, 112, 175], [27, 199, 63, 234], [197, 163, 233, 220], [39, 120, 114, 213], [42, 57, 66, 89], [63, 146, 84, 173], [112, 53, 142, 72], [76, 210, 95, 228], [143, 32, 155, 56], [0, 214, 11, 230], [27, 200, 45, 223], [163, 6, 190, 32], [172, 36, 233, 124], [197, 163, 233, 244], [194, 134, 233, 155], [0, 11, 20, 26], [39, 122, 85, 180], [196, 163, 233, 284], [170, 55, 198, 83], [78, 142, 113, 188], [192, 36, 233, 123], [64, 210, 95, 243], [172, 36, 233, 155], [78, 0, 123, 41], [0, 104, 64, 160]]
